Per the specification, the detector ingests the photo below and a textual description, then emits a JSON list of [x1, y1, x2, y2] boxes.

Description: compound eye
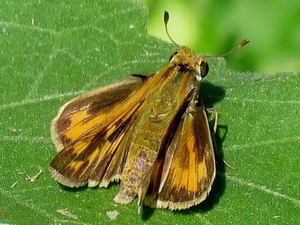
[[169, 51, 178, 62], [199, 61, 209, 77]]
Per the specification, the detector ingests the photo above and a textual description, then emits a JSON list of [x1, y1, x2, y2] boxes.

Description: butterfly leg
[[206, 108, 235, 169], [206, 107, 218, 133]]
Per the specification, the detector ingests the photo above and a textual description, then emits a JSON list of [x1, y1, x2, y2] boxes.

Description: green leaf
[[0, 0, 299, 224]]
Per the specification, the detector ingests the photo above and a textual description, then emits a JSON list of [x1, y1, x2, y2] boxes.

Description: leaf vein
[[227, 175, 300, 207]]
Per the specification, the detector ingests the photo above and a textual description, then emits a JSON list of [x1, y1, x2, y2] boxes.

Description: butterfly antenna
[[206, 39, 250, 58], [164, 11, 179, 47]]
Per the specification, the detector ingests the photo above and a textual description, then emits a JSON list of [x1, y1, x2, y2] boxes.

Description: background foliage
[[139, 0, 300, 73], [0, 0, 299, 224]]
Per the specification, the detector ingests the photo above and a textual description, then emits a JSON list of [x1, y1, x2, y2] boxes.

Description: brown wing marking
[[144, 100, 216, 210], [51, 75, 146, 151]]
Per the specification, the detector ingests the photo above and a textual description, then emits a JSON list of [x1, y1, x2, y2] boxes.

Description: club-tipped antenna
[[205, 39, 250, 58], [164, 11, 179, 47]]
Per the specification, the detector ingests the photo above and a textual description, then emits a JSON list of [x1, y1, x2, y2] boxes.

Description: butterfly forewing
[[145, 99, 215, 210], [50, 75, 147, 187], [52, 75, 146, 151]]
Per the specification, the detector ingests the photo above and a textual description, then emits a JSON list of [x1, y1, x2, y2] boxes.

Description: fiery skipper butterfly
[[49, 12, 249, 211]]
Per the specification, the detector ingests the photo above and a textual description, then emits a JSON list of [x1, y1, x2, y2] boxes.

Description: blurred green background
[[139, 0, 300, 73]]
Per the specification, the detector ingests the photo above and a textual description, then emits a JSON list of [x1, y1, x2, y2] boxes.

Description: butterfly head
[[169, 46, 209, 81]]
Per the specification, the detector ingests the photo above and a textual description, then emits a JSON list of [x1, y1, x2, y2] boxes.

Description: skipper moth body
[[49, 12, 249, 211]]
